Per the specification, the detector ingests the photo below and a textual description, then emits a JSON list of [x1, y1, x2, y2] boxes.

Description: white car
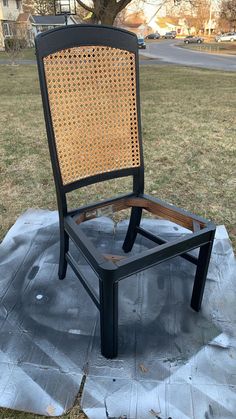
[[215, 32, 236, 42]]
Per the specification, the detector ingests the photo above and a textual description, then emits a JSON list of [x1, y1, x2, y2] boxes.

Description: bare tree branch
[[76, 0, 94, 13], [117, 0, 133, 13]]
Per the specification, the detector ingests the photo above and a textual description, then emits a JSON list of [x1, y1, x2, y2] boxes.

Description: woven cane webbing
[[43, 46, 141, 185]]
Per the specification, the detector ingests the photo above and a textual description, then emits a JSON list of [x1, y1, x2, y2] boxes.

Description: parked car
[[145, 33, 160, 39], [137, 36, 146, 49], [163, 31, 176, 39], [215, 32, 236, 42], [184, 35, 204, 44]]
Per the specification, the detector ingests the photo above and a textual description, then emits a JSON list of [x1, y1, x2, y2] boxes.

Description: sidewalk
[[0, 58, 36, 65]]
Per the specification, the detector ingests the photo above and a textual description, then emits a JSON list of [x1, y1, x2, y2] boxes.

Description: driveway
[[140, 39, 236, 71]]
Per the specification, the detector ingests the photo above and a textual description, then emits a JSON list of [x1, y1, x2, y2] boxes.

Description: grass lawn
[[0, 47, 35, 60], [0, 63, 235, 418], [181, 41, 236, 55]]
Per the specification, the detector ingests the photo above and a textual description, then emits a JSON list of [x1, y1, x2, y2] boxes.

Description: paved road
[[141, 39, 236, 71], [1, 40, 236, 71]]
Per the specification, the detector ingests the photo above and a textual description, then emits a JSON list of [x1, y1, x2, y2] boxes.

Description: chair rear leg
[[191, 236, 214, 312], [99, 278, 118, 359], [122, 207, 142, 253], [58, 228, 69, 280]]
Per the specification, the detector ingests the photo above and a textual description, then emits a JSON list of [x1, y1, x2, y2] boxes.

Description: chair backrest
[[35, 25, 144, 192]]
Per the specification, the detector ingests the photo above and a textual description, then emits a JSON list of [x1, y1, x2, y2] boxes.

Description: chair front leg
[[191, 235, 215, 312], [58, 224, 69, 280], [122, 207, 142, 253], [99, 277, 118, 359]]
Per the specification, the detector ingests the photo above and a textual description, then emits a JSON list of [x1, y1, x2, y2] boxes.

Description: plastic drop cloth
[[0, 209, 235, 418]]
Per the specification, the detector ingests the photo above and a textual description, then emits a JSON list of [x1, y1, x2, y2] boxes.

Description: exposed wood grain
[[103, 253, 126, 263], [73, 196, 207, 232]]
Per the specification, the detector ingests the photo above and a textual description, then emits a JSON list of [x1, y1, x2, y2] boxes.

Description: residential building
[[16, 11, 34, 45], [156, 16, 188, 36], [0, 0, 23, 50], [0, 1, 80, 50], [30, 15, 79, 37]]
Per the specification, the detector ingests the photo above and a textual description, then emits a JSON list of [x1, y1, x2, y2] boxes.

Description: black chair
[[35, 25, 215, 359]]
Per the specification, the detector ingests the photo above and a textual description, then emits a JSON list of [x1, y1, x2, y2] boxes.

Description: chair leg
[[191, 238, 214, 312], [58, 228, 69, 280], [99, 278, 118, 359], [122, 207, 142, 253]]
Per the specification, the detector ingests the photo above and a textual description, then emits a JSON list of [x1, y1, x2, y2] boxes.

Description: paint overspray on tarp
[[0, 210, 235, 418]]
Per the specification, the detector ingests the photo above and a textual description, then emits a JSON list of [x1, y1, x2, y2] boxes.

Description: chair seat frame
[[35, 24, 216, 359], [63, 192, 215, 358]]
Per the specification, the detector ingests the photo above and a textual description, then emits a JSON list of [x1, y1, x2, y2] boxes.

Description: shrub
[[5, 37, 27, 52]]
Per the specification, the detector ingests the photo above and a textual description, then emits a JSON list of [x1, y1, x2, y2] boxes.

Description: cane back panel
[[43, 45, 141, 186]]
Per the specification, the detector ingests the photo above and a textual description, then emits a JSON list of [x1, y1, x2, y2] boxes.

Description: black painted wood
[[35, 24, 216, 359]]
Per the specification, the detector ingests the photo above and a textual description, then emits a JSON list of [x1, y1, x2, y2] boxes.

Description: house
[[156, 16, 182, 36], [0, 0, 23, 50], [0, 6, 80, 50], [30, 15, 79, 37], [119, 11, 148, 37], [16, 11, 34, 46]]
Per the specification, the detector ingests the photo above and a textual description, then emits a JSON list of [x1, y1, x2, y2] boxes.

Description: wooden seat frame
[[35, 25, 215, 359]]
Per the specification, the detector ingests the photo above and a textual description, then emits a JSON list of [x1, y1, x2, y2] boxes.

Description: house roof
[[165, 16, 179, 25], [156, 17, 178, 29], [31, 15, 77, 25], [16, 12, 31, 23], [123, 11, 146, 28]]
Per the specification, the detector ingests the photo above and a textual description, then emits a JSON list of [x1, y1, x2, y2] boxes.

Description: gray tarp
[[0, 209, 235, 418]]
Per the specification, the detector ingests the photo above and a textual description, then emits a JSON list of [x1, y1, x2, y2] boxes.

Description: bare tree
[[4, 23, 28, 65], [220, 0, 236, 30], [76, 0, 133, 25], [183, 13, 197, 33], [76, 0, 202, 26], [34, 0, 55, 15], [192, 0, 211, 33], [22, 0, 35, 14], [173, 0, 211, 34]]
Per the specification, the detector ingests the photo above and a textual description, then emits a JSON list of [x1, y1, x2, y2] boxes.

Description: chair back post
[[133, 44, 144, 196], [35, 40, 68, 220], [133, 167, 144, 195]]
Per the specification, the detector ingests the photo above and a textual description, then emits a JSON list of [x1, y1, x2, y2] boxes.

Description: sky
[[127, 0, 167, 21]]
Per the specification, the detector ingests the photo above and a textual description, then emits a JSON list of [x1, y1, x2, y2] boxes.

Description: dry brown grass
[[140, 65, 236, 249], [181, 41, 236, 55], [0, 63, 235, 418]]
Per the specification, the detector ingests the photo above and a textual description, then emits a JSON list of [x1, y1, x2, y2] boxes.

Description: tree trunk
[[93, 0, 119, 25], [100, 13, 117, 25], [91, 10, 117, 25], [77, 0, 132, 25]]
